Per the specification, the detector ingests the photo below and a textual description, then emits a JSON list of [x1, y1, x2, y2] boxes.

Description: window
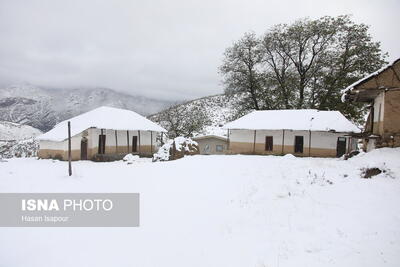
[[204, 144, 211, 154], [98, 134, 106, 154], [294, 136, 304, 153], [265, 136, 273, 151], [216, 145, 224, 152]]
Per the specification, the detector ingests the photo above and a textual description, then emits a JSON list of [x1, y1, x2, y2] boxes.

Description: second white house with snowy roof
[[223, 109, 361, 157], [37, 106, 167, 161]]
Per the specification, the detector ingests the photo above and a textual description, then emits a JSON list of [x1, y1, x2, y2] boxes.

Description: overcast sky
[[0, 0, 398, 101]]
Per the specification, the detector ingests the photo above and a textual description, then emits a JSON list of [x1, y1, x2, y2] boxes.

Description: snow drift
[[0, 148, 399, 267]]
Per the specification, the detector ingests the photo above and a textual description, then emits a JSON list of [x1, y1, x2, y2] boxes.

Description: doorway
[[294, 136, 304, 153], [98, 134, 106, 154], [336, 137, 347, 157], [81, 138, 88, 160], [132, 136, 138, 152], [265, 136, 273, 151]]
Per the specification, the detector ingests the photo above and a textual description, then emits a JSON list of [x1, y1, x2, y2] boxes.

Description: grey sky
[[0, 0, 398, 101]]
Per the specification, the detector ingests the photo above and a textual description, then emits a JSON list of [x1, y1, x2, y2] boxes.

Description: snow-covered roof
[[38, 106, 167, 141], [192, 135, 228, 141], [223, 109, 360, 133], [341, 58, 400, 102]]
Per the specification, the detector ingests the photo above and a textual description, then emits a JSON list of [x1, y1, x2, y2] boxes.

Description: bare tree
[[219, 32, 266, 112], [152, 103, 210, 138], [220, 15, 387, 122]]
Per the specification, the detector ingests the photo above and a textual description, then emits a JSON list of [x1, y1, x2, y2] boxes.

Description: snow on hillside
[[0, 83, 173, 131], [0, 120, 42, 141], [0, 148, 399, 267], [0, 120, 41, 158], [150, 94, 241, 137], [0, 138, 38, 158]]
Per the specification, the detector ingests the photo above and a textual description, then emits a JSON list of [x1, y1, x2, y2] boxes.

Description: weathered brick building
[[342, 58, 400, 151]]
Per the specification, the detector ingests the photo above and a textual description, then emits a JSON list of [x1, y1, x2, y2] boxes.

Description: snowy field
[[0, 148, 399, 267]]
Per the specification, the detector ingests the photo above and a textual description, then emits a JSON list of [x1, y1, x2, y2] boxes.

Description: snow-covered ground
[[0, 148, 399, 267]]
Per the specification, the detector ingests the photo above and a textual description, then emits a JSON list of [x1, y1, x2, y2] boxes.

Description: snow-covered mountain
[[0, 121, 42, 141], [0, 84, 174, 132], [149, 94, 242, 137]]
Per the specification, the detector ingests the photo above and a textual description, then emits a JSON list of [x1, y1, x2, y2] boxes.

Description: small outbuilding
[[224, 109, 360, 157], [192, 135, 228, 155], [342, 58, 400, 151], [37, 106, 167, 161]]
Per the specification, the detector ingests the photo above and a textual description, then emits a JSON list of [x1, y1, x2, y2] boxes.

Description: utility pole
[[68, 121, 72, 176]]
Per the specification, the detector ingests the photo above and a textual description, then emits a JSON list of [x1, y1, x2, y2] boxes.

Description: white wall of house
[[230, 129, 312, 147], [39, 127, 161, 160], [255, 130, 285, 145], [39, 139, 65, 150], [281, 130, 310, 148], [88, 128, 157, 149], [39, 132, 83, 151], [193, 137, 228, 155], [373, 92, 385, 123], [228, 129, 356, 156], [309, 131, 343, 149]]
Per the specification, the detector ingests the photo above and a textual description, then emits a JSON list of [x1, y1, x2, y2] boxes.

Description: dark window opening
[[132, 136, 138, 152], [216, 145, 223, 152], [294, 136, 304, 153], [98, 134, 106, 154], [265, 136, 273, 151]]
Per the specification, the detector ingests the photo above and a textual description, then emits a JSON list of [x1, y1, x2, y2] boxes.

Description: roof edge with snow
[[37, 106, 167, 141], [192, 135, 228, 141], [341, 58, 400, 102], [223, 109, 361, 133]]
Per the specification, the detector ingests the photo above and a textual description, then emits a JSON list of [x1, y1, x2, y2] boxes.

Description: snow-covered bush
[[123, 154, 139, 164], [153, 137, 199, 162], [0, 138, 38, 159]]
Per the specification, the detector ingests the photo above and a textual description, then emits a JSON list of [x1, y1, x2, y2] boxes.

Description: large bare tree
[[219, 32, 269, 113], [220, 15, 387, 123]]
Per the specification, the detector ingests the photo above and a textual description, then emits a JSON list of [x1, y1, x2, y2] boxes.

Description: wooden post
[[253, 130, 256, 154], [227, 129, 230, 151], [308, 130, 312, 157], [68, 121, 72, 176], [127, 130, 130, 153], [100, 129, 104, 154], [347, 137, 351, 153], [150, 131, 153, 154], [115, 130, 118, 153], [160, 132, 164, 146], [370, 104, 374, 133], [138, 130, 141, 155], [281, 129, 285, 155]]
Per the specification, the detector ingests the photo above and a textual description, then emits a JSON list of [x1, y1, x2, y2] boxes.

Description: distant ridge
[[0, 84, 174, 131], [149, 94, 241, 137]]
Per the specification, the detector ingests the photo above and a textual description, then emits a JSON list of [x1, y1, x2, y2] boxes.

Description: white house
[[192, 135, 228, 155], [224, 109, 360, 157], [37, 106, 167, 161]]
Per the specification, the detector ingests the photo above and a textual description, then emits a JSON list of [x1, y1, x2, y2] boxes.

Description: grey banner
[[0, 193, 139, 227]]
